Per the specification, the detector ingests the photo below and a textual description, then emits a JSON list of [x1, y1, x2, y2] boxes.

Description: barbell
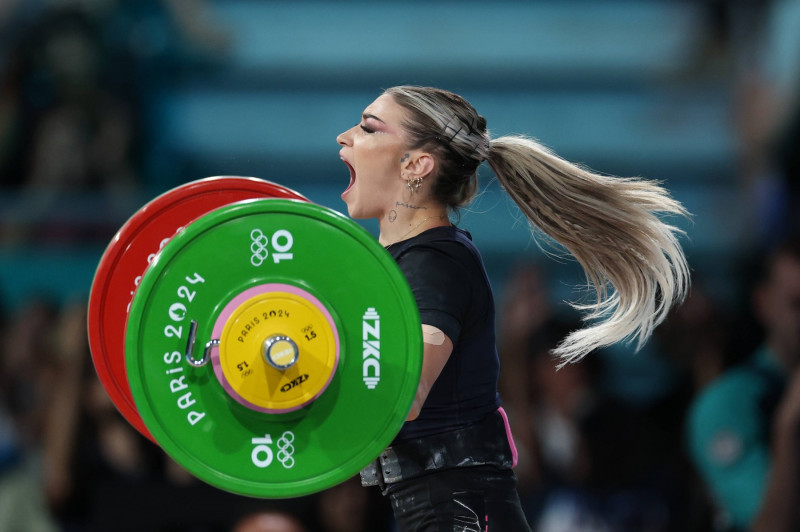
[[87, 177, 422, 498]]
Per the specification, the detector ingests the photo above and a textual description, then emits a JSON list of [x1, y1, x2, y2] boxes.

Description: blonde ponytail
[[487, 136, 690, 365]]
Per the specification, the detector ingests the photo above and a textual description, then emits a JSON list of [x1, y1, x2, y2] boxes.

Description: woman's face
[[336, 94, 411, 219]]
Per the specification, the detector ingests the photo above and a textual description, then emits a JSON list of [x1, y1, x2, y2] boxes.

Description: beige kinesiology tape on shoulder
[[421, 324, 446, 346]]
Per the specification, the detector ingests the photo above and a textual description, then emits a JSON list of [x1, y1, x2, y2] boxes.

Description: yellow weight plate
[[210, 283, 339, 413]]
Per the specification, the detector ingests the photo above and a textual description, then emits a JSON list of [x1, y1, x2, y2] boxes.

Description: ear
[[402, 151, 436, 180]]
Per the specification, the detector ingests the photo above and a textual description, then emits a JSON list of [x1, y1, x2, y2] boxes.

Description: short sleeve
[[393, 244, 472, 343], [686, 372, 771, 528]]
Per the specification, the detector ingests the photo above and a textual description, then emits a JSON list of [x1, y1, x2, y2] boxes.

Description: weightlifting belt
[[360, 409, 515, 489]]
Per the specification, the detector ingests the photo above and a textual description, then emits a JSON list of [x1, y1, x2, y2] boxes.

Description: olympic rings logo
[[250, 430, 296, 469], [276, 431, 295, 469], [250, 229, 270, 266], [249, 228, 294, 266]]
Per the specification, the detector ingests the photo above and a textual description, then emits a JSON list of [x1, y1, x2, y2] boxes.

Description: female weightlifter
[[336, 86, 689, 531]]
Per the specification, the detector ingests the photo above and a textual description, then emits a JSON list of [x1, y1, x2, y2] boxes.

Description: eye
[[360, 124, 375, 134]]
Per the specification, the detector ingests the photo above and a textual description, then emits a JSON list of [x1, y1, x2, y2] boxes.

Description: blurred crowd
[[499, 242, 800, 532], [1, 0, 800, 531], [0, 0, 232, 245]]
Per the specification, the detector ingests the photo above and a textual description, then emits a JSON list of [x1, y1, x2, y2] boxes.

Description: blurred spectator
[[655, 279, 744, 531], [0, 6, 142, 245], [498, 262, 710, 531], [0, 0, 232, 246], [528, 346, 675, 532], [0, 298, 63, 446], [0, 298, 61, 531], [731, 0, 800, 244], [687, 237, 800, 531], [657, 279, 736, 394], [0, 6, 133, 185], [315, 476, 393, 532], [497, 263, 553, 492], [231, 511, 307, 532], [533, 399, 672, 532], [41, 301, 165, 529]]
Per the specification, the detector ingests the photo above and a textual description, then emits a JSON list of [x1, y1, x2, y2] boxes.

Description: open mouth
[[340, 157, 355, 195]]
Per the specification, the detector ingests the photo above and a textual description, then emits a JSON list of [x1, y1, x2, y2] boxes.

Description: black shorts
[[386, 465, 532, 531]]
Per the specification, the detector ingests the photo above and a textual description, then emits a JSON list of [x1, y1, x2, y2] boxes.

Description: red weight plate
[[87, 177, 308, 442]]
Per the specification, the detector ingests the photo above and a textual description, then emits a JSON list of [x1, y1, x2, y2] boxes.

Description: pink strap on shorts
[[497, 406, 519, 468]]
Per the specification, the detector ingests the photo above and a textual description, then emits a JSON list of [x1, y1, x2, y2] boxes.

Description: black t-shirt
[[386, 226, 501, 441]]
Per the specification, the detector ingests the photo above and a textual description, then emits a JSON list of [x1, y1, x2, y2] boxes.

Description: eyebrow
[[362, 113, 385, 123]]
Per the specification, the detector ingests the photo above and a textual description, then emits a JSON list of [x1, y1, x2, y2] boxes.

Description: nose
[[337, 125, 355, 147]]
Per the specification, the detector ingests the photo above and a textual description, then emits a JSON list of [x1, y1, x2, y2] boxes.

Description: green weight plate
[[126, 199, 422, 498]]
